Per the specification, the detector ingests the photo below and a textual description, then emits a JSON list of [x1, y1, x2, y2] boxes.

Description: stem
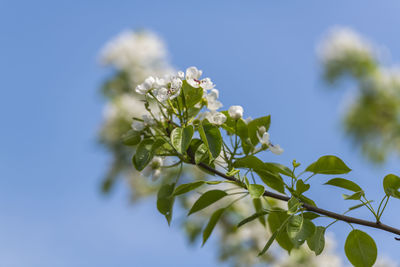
[[195, 162, 400, 237]]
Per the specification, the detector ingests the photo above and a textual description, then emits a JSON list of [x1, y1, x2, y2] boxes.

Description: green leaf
[[287, 216, 315, 247], [255, 169, 285, 193], [345, 229, 377, 267], [253, 198, 266, 226], [188, 190, 228, 215], [258, 230, 279, 256], [248, 116, 271, 145], [202, 208, 225, 246], [347, 200, 374, 212], [198, 121, 222, 160], [287, 197, 301, 214], [132, 139, 154, 171], [306, 155, 351, 175], [170, 125, 194, 154], [233, 156, 265, 170], [237, 210, 269, 228], [157, 183, 176, 225], [296, 179, 310, 195], [248, 184, 265, 198], [307, 226, 325, 255], [187, 138, 203, 159], [324, 178, 362, 192], [181, 80, 204, 108], [195, 144, 209, 164], [342, 191, 364, 200], [299, 194, 317, 207], [173, 181, 205, 196], [383, 174, 400, 199], [263, 162, 293, 177], [122, 130, 141, 146], [302, 212, 320, 220], [268, 211, 293, 252]]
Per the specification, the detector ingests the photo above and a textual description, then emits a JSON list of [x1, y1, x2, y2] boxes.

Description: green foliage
[[188, 190, 228, 215], [383, 174, 400, 199], [324, 178, 362, 192], [198, 121, 222, 160], [307, 226, 325, 256], [121, 130, 141, 146], [173, 181, 205, 196], [268, 211, 293, 253], [171, 126, 194, 154], [202, 208, 226, 246], [248, 184, 265, 198], [345, 230, 377, 267], [157, 183, 176, 225], [237, 210, 269, 228], [247, 116, 271, 145], [286, 215, 315, 248], [132, 139, 154, 171], [306, 155, 351, 174]]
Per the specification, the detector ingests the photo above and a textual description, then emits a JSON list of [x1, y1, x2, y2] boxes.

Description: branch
[[197, 162, 400, 237]]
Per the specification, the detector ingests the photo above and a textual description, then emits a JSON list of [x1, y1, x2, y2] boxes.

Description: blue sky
[[1, 0, 400, 266]]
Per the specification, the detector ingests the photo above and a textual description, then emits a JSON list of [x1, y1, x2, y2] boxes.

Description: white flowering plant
[[123, 66, 400, 267]]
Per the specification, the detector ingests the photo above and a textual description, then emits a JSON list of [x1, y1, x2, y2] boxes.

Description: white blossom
[[257, 131, 284, 155], [318, 27, 373, 64], [206, 89, 223, 111], [154, 76, 182, 102], [142, 114, 155, 126], [228, 105, 244, 120], [135, 76, 155, 95], [131, 121, 145, 131], [205, 111, 227, 125], [269, 144, 284, 155], [143, 156, 164, 180], [185, 66, 215, 90]]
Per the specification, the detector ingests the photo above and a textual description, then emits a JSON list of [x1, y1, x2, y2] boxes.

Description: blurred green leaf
[[345, 229, 377, 267], [173, 181, 205, 196], [122, 130, 141, 146], [307, 226, 325, 256], [132, 139, 154, 171], [248, 184, 265, 198], [188, 190, 228, 215], [157, 183, 176, 225], [202, 208, 225, 246]]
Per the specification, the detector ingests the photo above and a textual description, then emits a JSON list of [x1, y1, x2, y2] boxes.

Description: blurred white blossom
[[228, 105, 244, 120]]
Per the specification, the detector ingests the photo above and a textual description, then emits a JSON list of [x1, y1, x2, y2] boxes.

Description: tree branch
[[197, 162, 400, 237]]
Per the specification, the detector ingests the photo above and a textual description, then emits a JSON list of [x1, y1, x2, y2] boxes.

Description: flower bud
[[228, 105, 243, 120]]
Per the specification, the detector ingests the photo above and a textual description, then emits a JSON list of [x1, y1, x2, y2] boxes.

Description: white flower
[[205, 111, 227, 125], [318, 27, 373, 64], [185, 66, 215, 89], [131, 121, 145, 131], [135, 76, 155, 95], [142, 114, 155, 126], [258, 132, 270, 145], [177, 71, 184, 80], [228, 105, 243, 120], [144, 156, 164, 180], [269, 144, 284, 155], [206, 89, 223, 111], [154, 76, 182, 102], [257, 131, 284, 155]]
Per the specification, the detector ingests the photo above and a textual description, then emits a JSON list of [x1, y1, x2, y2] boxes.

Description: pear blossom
[[143, 156, 164, 180], [131, 121, 145, 131], [135, 76, 155, 95], [142, 114, 155, 126], [205, 111, 227, 125], [185, 66, 215, 90], [154, 76, 182, 102], [269, 144, 284, 155], [257, 131, 284, 155], [206, 89, 223, 111], [228, 105, 244, 120]]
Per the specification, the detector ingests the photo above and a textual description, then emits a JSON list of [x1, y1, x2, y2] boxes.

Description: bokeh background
[[1, 0, 400, 266]]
